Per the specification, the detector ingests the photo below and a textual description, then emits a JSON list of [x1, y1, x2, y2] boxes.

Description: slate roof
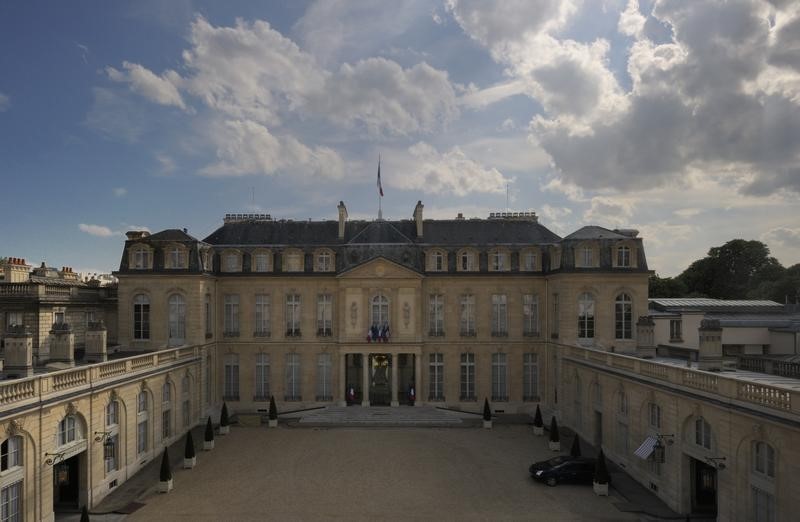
[[649, 298, 785, 313], [563, 226, 631, 241], [146, 229, 199, 242]]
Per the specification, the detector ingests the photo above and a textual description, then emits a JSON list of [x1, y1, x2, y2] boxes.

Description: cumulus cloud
[[583, 197, 635, 226], [78, 224, 117, 237], [113, 187, 127, 197], [762, 227, 800, 249], [391, 142, 508, 196], [0, 92, 9, 112], [107, 61, 186, 110]]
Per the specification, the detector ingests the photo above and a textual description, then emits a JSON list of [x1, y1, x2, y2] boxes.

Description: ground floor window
[[286, 353, 301, 401], [429, 353, 444, 401], [491, 353, 508, 401], [105, 434, 118, 474], [0, 481, 21, 522], [182, 400, 191, 428], [162, 409, 171, 440], [317, 353, 332, 401], [460, 353, 475, 401], [752, 487, 775, 522], [522, 353, 538, 400], [137, 420, 148, 454]]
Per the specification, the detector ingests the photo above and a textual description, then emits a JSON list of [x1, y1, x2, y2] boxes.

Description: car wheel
[[546, 477, 557, 487]]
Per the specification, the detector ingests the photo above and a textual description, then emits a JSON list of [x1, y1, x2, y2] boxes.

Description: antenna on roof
[[506, 183, 509, 213], [251, 187, 255, 206]]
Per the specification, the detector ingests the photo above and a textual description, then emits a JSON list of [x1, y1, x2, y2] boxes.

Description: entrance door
[[692, 458, 718, 515], [53, 454, 80, 510], [369, 354, 391, 406], [344, 354, 363, 404]]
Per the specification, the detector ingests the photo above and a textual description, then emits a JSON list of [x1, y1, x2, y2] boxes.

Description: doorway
[[53, 453, 81, 511], [369, 354, 391, 406], [691, 458, 718, 516], [344, 354, 363, 404]]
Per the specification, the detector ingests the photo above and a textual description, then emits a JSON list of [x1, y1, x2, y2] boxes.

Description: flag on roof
[[377, 157, 384, 197]]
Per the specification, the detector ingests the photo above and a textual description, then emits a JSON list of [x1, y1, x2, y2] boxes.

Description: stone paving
[[291, 405, 474, 426], [124, 424, 639, 522]]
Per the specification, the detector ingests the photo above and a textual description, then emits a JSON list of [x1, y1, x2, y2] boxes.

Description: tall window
[[460, 294, 476, 336], [224, 253, 238, 272], [0, 437, 21, 472], [254, 253, 270, 272], [317, 251, 332, 272], [133, 294, 150, 340], [204, 294, 212, 337], [429, 353, 444, 401], [551, 293, 559, 338], [429, 294, 444, 336], [648, 403, 661, 429], [523, 294, 539, 336], [162, 383, 172, 440], [615, 293, 633, 339], [491, 294, 507, 336], [670, 319, 682, 341], [371, 295, 389, 326], [181, 375, 191, 428], [617, 422, 629, 458], [617, 246, 631, 267], [224, 294, 240, 336], [492, 353, 508, 401], [431, 251, 444, 271], [753, 441, 775, 478], [285, 353, 301, 401], [578, 293, 595, 340], [491, 251, 506, 271], [752, 487, 775, 522], [255, 353, 270, 400], [168, 294, 186, 345], [137, 391, 148, 455], [460, 353, 475, 401], [317, 294, 332, 336], [316, 353, 332, 401], [58, 416, 77, 446], [523, 251, 536, 271], [523, 353, 538, 401], [255, 294, 271, 336], [168, 246, 185, 269], [106, 400, 119, 427], [224, 354, 240, 400], [751, 441, 776, 522], [459, 251, 475, 271], [579, 246, 593, 267], [1, 481, 22, 522], [105, 433, 119, 474], [695, 418, 712, 449], [132, 247, 150, 269], [286, 294, 301, 336]]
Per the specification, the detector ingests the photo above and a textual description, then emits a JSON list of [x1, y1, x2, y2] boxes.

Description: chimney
[[48, 323, 75, 366], [697, 319, 723, 371], [125, 230, 150, 240], [2, 326, 34, 379], [2, 257, 31, 283], [85, 321, 108, 363], [413, 200, 424, 238], [337, 201, 348, 239], [635, 316, 656, 357]]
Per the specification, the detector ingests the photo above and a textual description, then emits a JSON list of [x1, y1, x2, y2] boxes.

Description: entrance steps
[[289, 405, 478, 427]]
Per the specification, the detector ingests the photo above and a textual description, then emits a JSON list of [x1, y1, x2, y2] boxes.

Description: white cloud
[[107, 61, 186, 110], [78, 224, 117, 237], [618, 0, 647, 38], [84, 87, 145, 143], [583, 197, 635, 226], [762, 227, 800, 249], [156, 154, 176, 175], [460, 135, 550, 172], [0, 92, 9, 112], [389, 142, 508, 196], [113, 187, 127, 197]]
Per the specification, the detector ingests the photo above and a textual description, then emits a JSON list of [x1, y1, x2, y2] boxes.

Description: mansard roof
[[562, 226, 632, 241], [146, 229, 199, 242]]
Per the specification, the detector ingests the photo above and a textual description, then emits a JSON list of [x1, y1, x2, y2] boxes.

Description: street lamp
[[94, 431, 115, 461]]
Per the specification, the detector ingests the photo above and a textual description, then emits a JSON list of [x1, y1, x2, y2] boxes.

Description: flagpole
[[378, 154, 383, 220]]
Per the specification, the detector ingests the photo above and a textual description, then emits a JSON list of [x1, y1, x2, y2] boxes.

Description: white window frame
[[286, 294, 301, 336], [752, 441, 776, 479], [460, 353, 475, 401], [670, 319, 683, 341], [224, 253, 239, 272], [285, 353, 301, 401], [695, 418, 712, 450], [255, 353, 270, 400], [491, 251, 506, 271], [316, 353, 332, 401], [57, 416, 77, 446], [491, 353, 508, 401], [429, 294, 444, 336], [523, 294, 539, 336], [459, 251, 475, 271], [255, 294, 271, 336], [429, 353, 444, 401], [460, 294, 475, 336], [133, 294, 150, 340], [523, 251, 536, 271], [224, 294, 240, 336], [168, 245, 185, 269], [317, 294, 332, 336], [522, 353, 538, 401], [578, 293, 595, 341], [0, 437, 22, 472], [316, 251, 332, 272], [254, 252, 269, 272], [371, 294, 389, 327], [1, 480, 22, 522], [617, 246, 631, 267], [615, 293, 633, 340], [224, 354, 240, 400], [132, 247, 150, 269], [167, 294, 186, 346], [491, 294, 507, 336]]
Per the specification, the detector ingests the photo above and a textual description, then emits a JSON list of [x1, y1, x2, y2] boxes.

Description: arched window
[[694, 418, 712, 449], [181, 375, 191, 428], [371, 295, 389, 326], [131, 245, 151, 269], [459, 250, 475, 271], [316, 251, 332, 272], [0, 436, 22, 471], [618, 391, 628, 415], [429, 250, 445, 271], [133, 294, 150, 340], [58, 415, 81, 446], [751, 441, 776, 521], [137, 391, 149, 455], [167, 245, 186, 269], [106, 400, 119, 427], [162, 383, 172, 440], [578, 293, 595, 340], [752, 441, 775, 479], [615, 293, 633, 339], [168, 294, 186, 346]]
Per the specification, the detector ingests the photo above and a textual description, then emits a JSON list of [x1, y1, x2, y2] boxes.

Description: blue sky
[[1, 0, 799, 277]]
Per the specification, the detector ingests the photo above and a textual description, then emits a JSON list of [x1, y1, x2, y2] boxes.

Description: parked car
[[529, 456, 597, 487]]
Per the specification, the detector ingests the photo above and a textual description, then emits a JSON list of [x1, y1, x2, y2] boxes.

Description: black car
[[529, 456, 597, 487]]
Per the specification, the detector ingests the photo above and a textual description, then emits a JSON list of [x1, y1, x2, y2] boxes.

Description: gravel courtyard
[[129, 425, 637, 521]]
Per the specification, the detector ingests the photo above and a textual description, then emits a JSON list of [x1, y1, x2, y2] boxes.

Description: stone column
[[391, 353, 399, 407], [414, 352, 422, 407], [49, 324, 75, 366], [698, 319, 723, 371], [84, 321, 108, 363], [2, 325, 34, 378], [361, 354, 371, 407], [337, 352, 347, 406]]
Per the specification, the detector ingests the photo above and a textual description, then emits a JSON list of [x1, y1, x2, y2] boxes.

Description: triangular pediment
[[338, 256, 423, 279]]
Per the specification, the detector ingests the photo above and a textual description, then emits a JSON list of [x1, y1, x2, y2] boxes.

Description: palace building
[[0, 200, 798, 521]]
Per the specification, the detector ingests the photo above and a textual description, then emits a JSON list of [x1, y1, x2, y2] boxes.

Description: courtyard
[[125, 423, 638, 521]]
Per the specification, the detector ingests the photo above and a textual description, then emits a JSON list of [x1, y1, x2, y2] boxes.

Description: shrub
[[204, 416, 214, 442], [594, 449, 610, 485], [159, 447, 172, 482], [533, 405, 543, 427], [184, 430, 195, 459], [482, 398, 492, 421], [549, 416, 560, 442], [80, 505, 89, 522], [220, 402, 230, 427], [269, 395, 278, 420]]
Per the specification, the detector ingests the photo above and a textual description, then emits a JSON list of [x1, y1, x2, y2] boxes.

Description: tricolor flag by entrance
[[377, 157, 384, 197]]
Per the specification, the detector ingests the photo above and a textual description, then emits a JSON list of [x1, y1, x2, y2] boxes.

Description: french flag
[[377, 157, 384, 197]]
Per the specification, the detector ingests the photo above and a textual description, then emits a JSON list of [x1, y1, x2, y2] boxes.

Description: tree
[[482, 398, 492, 421], [268, 396, 278, 420], [159, 447, 172, 482], [184, 430, 195, 460], [204, 416, 214, 442], [648, 273, 688, 298], [549, 416, 560, 443], [594, 449, 610, 485], [533, 405, 543, 427], [220, 402, 229, 427], [570, 435, 581, 457]]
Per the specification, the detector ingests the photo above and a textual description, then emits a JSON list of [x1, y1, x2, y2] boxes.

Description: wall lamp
[[94, 431, 116, 461], [44, 452, 66, 466]]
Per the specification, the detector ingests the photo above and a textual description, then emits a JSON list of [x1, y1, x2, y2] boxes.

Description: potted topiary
[[268, 395, 278, 428], [570, 435, 582, 457], [593, 449, 610, 496], [219, 402, 230, 435], [482, 398, 492, 429], [203, 416, 215, 450], [548, 416, 561, 451], [183, 430, 196, 468], [532, 405, 544, 436], [158, 447, 173, 493], [80, 505, 90, 522]]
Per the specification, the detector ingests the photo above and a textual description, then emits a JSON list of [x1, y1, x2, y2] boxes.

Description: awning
[[634, 436, 658, 459]]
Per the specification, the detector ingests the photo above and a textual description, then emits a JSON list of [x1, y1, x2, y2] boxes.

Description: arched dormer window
[[0, 436, 22, 472], [613, 241, 637, 268], [489, 248, 509, 272], [129, 244, 153, 270], [457, 249, 477, 272], [520, 248, 539, 271], [315, 249, 334, 272], [222, 250, 242, 273], [549, 246, 562, 270], [575, 243, 596, 268], [201, 249, 213, 272], [283, 249, 304, 272], [616, 246, 631, 267], [252, 249, 272, 272], [165, 243, 188, 269], [427, 250, 446, 272]]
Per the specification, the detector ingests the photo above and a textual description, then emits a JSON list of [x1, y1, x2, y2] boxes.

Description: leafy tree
[[648, 274, 688, 298]]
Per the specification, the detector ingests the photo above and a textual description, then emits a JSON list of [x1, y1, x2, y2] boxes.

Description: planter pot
[[593, 481, 609, 496], [203, 440, 215, 451], [219, 425, 230, 435], [533, 426, 544, 436], [183, 456, 196, 469], [482, 420, 492, 429], [548, 441, 561, 451], [268, 419, 278, 428], [158, 478, 173, 493]]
